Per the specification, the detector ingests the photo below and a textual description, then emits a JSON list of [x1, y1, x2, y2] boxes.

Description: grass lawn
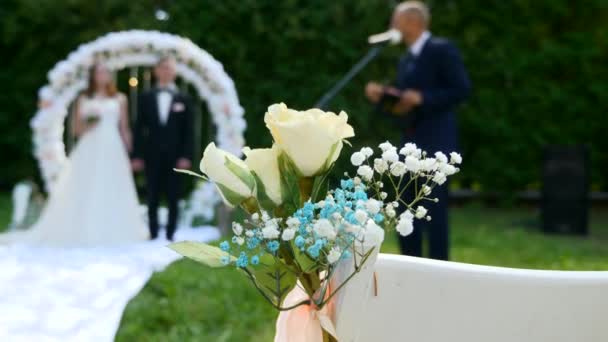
[[1, 194, 606, 341]]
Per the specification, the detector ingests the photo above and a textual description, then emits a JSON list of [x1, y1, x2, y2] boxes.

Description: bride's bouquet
[[82, 110, 100, 126], [171, 103, 461, 342]]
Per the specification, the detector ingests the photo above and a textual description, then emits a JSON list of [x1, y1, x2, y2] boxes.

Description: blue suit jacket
[[391, 36, 471, 154]]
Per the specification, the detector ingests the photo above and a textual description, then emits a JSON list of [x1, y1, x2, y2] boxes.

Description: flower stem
[[299, 177, 314, 202]]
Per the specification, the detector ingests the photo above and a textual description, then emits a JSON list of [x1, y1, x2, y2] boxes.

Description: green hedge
[[1, 0, 607, 194]]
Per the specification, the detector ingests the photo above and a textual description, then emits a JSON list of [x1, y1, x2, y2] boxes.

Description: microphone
[[368, 28, 402, 45]]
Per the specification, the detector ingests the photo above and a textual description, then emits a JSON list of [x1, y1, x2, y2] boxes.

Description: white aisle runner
[[0, 226, 220, 342]]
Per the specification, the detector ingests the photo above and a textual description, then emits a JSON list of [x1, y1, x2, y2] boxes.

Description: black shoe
[[166, 236, 174, 242]]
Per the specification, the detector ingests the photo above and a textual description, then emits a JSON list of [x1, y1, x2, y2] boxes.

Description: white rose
[[264, 103, 354, 176], [200, 142, 255, 207], [243, 145, 282, 205]]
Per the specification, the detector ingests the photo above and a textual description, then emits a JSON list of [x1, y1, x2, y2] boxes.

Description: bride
[[3, 63, 148, 247]]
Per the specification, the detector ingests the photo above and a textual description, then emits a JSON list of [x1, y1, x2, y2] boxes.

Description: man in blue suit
[[365, 1, 471, 260]]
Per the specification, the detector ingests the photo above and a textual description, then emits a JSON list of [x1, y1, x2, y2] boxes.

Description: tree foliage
[[1, 0, 607, 194]]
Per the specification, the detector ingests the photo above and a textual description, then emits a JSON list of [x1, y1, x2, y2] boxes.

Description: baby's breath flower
[[360, 147, 374, 158], [434, 152, 448, 164], [450, 152, 462, 164], [379, 141, 394, 152], [350, 152, 366, 166], [327, 247, 342, 264], [396, 211, 414, 236], [382, 149, 399, 163], [390, 161, 407, 177], [432, 172, 447, 185], [399, 143, 418, 156], [415, 206, 428, 219], [374, 158, 389, 174], [357, 165, 374, 181], [282, 228, 296, 241], [232, 223, 243, 236], [405, 155, 421, 173]]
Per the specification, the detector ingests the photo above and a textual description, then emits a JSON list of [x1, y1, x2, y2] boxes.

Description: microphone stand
[[315, 43, 387, 110]]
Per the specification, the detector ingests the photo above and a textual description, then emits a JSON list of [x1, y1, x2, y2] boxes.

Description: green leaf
[[223, 156, 256, 191], [278, 152, 302, 216], [251, 171, 276, 212], [216, 183, 247, 206], [310, 166, 333, 203], [290, 240, 318, 272], [250, 254, 297, 304], [168, 241, 234, 268], [173, 168, 208, 180]]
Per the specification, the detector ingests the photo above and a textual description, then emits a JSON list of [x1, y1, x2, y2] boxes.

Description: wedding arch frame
[[31, 30, 245, 219]]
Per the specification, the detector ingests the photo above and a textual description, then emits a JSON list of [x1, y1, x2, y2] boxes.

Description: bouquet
[[171, 103, 461, 342], [82, 110, 100, 126]]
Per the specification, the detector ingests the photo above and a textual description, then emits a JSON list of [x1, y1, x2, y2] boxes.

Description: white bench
[[354, 254, 608, 342]]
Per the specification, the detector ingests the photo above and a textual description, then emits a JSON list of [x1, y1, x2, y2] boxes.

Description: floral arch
[[31, 30, 246, 219]]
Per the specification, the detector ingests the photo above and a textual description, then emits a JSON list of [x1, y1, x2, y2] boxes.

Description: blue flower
[[251, 255, 260, 265], [219, 241, 230, 252], [345, 211, 358, 225], [267, 240, 280, 253], [247, 237, 260, 249], [295, 236, 306, 248], [236, 252, 248, 268], [354, 190, 368, 201], [341, 179, 354, 190], [307, 245, 321, 258], [341, 249, 352, 260], [220, 255, 231, 265], [374, 213, 384, 223]]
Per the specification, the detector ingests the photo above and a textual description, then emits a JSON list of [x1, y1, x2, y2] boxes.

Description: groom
[[132, 56, 193, 241]]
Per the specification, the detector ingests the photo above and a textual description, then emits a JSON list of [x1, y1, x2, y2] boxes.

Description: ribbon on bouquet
[[274, 282, 337, 342]]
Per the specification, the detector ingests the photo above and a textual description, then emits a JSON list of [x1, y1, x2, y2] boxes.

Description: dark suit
[[390, 36, 471, 260], [133, 88, 194, 240]]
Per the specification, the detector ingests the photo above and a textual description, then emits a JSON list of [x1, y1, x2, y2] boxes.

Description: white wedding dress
[[2, 95, 148, 247]]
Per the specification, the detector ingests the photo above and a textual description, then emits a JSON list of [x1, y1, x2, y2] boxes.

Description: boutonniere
[[172, 102, 186, 112]]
